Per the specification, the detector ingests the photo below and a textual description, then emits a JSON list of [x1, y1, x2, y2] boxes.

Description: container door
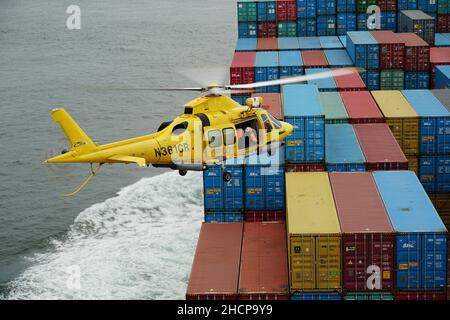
[[290, 236, 315, 291], [317, 235, 341, 291]]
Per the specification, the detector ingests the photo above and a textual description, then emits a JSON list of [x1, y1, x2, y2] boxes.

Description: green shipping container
[[437, 0, 450, 14], [319, 92, 349, 124], [344, 293, 394, 300], [380, 70, 404, 90], [278, 22, 297, 37], [237, 0, 257, 22], [356, 0, 377, 13]]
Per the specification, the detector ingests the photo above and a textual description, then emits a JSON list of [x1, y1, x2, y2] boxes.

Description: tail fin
[[51, 108, 96, 150]]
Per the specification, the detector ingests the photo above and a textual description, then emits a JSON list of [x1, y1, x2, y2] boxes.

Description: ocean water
[[0, 0, 235, 299]]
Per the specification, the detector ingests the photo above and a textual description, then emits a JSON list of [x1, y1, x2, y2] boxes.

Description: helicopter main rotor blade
[[227, 67, 364, 90], [118, 87, 207, 92]]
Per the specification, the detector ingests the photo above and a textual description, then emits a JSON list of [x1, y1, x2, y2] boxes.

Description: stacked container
[[301, 50, 329, 67], [251, 93, 283, 119], [279, 50, 304, 78], [435, 65, 450, 88], [230, 52, 256, 104], [399, 10, 436, 45], [333, 67, 367, 91], [306, 68, 338, 91], [430, 47, 450, 87], [324, 49, 354, 67], [373, 171, 448, 298], [319, 91, 350, 123], [286, 172, 342, 295], [319, 36, 344, 49], [340, 91, 384, 123], [238, 0, 258, 38], [255, 51, 280, 93], [397, 33, 430, 89], [297, 0, 317, 36]]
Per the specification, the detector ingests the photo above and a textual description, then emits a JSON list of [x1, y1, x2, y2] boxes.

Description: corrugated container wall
[[279, 51, 304, 78], [435, 65, 450, 88], [286, 172, 342, 293], [399, 10, 436, 45], [430, 47, 450, 87], [370, 31, 405, 69], [396, 33, 430, 72], [346, 31, 380, 70], [255, 51, 280, 93], [230, 52, 256, 87]]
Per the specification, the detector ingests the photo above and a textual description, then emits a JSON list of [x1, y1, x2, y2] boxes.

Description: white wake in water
[[5, 171, 203, 300]]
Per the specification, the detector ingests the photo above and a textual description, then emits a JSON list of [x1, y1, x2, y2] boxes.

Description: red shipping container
[[302, 50, 328, 68], [258, 22, 277, 38], [186, 223, 243, 300], [257, 38, 278, 51], [251, 93, 282, 119], [332, 68, 367, 91], [230, 52, 256, 88], [238, 222, 289, 300], [395, 291, 447, 300], [396, 33, 430, 72], [285, 163, 326, 172], [329, 172, 395, 292], [244, 210, 286, 222], [340, 91, 385, 124], [437, 15, 450, 33], [276, 0, 297, 21], [370, 31, 405, 69], [430, 47, 450, 87], [353, 123, 409, 171], [377, 0, 396, 11]]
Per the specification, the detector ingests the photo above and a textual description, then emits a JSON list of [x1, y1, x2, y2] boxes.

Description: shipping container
[[405, 72, 430, 89], [278, 37, 300, 50], [337, 13, 357, 36], [419, 155, 450, 193], [285, 163, 326, 171], [437, 15, 450, 32], [317, 0, 337, 15], [429, 193, 450, 229], [251, 93, 283, 119], [432, 89, 450, 113], [340, 91, 384, 123], [257, 37, 278, 51], [291, 292, 342, 300], [337, 0, 357, 13], [297, 18, 317, 36], [302, 50, 329, 68], [255, 51, 279, 93], [356, 0, 377, 13], [333, 68, 367, 91], [319, 92, 350, 124], [407, 155, 420, 175], [380, 11, 398, 31], [344, 292, 394, 300], [330, 172, 395, 291], [231, 95, 251, 105], [277, 0, 297, 21], [438, 0, 450, 14], [238, 0, 258, 22], [418, 0, 438, 13], [297, 0, 317, 18], [244, 210, 286, 222], [398, 0, 419, 10], [354, 123, 409, 170], [238, 222, 289, 300], [435, 65, 450, 88], [380, 70, 405, 90], [435, 32, 450, 46], [339, 34, 347, 47], [236, 38, 258, 52], [378, 0, 397, 11], [324, 49, 354, 67], [396, 33, 430, 72], [359, 70, 381, 90], [430, 47, 450, 87], [279, 51, 304, 78], [286, 172, 342, 292], [283, 84, 326, 163], [402, 89, 450, 155], [257, 0, 277, 21], [306, 68, 337, 91], [371, 90, 420, 156], [399, 10, 436, 45], [277, 21, 297, 37], [356, 13, 368, 31], [346, 31, 380, 69], [298, 36, 322, 49], [319, 36, 344, 49], [204, 210, 244, 223], [395, 291, 447, 300], [370, 31, 405, 69], [373, 170, 448, 291], [326, 125, 366, 171], [186, 223, 243, 300], [230, 52, 256, 87], [239, 22, 258, 38], [317, 15, 337, 36], [258, 21, 278, 37]]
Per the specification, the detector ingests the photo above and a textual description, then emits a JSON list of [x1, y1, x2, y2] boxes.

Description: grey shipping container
[[399, 10, 436, 46]]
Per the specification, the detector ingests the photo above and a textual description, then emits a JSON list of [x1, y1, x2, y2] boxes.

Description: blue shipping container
[[346, 31, 380, 69], [306, 68, 337, 91], [317, 0, 336, 15], [373, 170, 448, 291], [203, 162, 244, 210], [402, 90, 450, 155], [255, 51, 279, 93], [317, 15, 337, 36], [278, 37, 300, 50], [405, 72, 430, 89], [336, 0, 356, 13], [324, 49, 353, 67], [398, 0, 418, 10], [325, 124, 366, 172], [418, 0, 437, 13], [236, 38, 258, 52], [297, 18, 317, 36], [297, 0, 316, 18], [231, 95, 251, 105], [298, 36, 322, 49], [204, 210, 244, 223], [279, 51, 304, 78], [339, 35, 347, 47], [319, 36, 344, 49], [435, 33, 450, 47], [435, 65, 450, 89], [419, 156, 450, 193], [257, 1, 277, 21], [357, 14, 368, 31], [283, 84, 325, 163], [291, 293, 342, 300], [238, 22, 258, 38], [380, 11, 397, 31], [337, 13, 357, 36], [360, 70, 380, 90]]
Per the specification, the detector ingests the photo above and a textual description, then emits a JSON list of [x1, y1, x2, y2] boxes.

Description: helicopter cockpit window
[[223, 128, 235, 146], [208, 130, 222, 148], [261, 114, 273, 132], [267, 113, 282, 129], [172, 121, 189, 135]]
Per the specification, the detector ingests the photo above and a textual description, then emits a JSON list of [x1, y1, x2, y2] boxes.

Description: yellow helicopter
[[46, 68, 359, 196]]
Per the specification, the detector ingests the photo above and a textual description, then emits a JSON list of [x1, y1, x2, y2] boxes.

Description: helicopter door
[[204, 128, 224, 162], [222, 127, 237, 159]]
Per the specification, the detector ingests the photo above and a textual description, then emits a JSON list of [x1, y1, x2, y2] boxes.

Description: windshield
[[267, 112, 282, 129]]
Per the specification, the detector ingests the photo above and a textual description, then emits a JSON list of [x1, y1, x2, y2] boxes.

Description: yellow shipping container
[[371, 90, 419, 156], [286, 172, 341, 293], [429, 194, 450, 230], [407, 156, 419, 176]]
